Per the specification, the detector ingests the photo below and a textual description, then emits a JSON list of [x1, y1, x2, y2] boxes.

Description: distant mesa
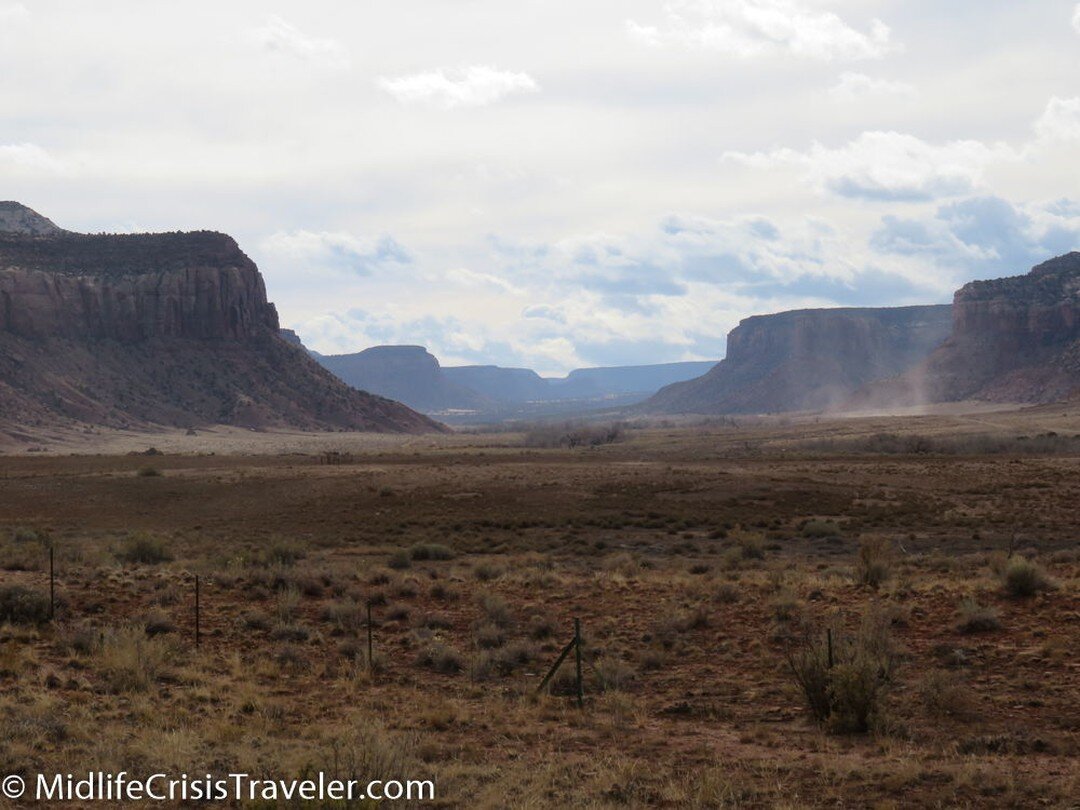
[[0, 203, 445, 438], [643, 305, 953, 415], [301, 337, 717, 420]]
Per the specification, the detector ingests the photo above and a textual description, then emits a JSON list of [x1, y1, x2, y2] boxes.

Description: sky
[[2, 0, 1080, 374]]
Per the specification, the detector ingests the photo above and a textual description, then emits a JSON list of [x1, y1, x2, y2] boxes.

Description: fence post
[[827, 628, 833, 669], [574, 618, 583, 709], [49, 546, 55, 620], [367, 601, 374, 671], [195, 575, 201, 649]]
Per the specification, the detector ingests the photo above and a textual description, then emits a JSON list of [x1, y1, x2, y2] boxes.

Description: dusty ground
[[0, 407, 1078, 807]]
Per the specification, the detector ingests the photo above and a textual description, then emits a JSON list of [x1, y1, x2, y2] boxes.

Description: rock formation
[[644, 305, 953, 414], [313, 343, 719, 418], [0, 206, 445, 437], [319, 346, 490, 413], [0, 201, 64, 236], [858, 253, 1080, 406]]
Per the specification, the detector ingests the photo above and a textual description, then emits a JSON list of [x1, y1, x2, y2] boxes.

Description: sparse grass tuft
[[956, 598, 1001, 634]]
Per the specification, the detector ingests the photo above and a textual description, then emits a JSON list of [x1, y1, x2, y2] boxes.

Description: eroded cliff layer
[[644, 305, 953, 415], [859, 253, 1080, 406], [0, 216, 444, 436]]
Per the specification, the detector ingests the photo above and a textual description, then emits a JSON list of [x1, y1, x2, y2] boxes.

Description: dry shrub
[[918, 670, 976, 720], [116, 533, 172, 565], [785, 611, 896, 733], [415, 641, 464, 674], [97, 626, 173, 693], [522, 421, 625, 449], [1001, 557, 1052, 598], [592, 658, 635, 693], [802, 520, 840, 539], [956, 598, 1001, 634], [0, 585, 51, 625], [855, 537, 893, 589], [409, 543, 455, 561]]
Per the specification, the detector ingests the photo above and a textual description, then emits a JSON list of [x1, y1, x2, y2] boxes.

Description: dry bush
[[409, 543, 455, 561], [116, 533, 172, 565], [522, 421, 626, 449], [715, 582, 740, 604], [387, 549, 412, 570], [415, 641, 464, 674], [801, 520, 840, 539], [1001, 557, 1052, 598], [592, 658, 635, 693], [855, 537, 893, 589], [477, 593, 513, 629], [319, 599, 365, 634], [97, 626, 173, 693], [142, 608, 175, 637], [473, 561, 505, 582], [0, 585, 51, 625], [474, 623, 506, 650], [956, 598, 1001, 634], [136, 466, 162, 477], [918, 670, 976, 720], [785, 611, 896, 733], [491, 640, 538, 675]]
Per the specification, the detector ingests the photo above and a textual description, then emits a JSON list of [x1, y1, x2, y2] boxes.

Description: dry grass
[[0, 412, 1078, 806]]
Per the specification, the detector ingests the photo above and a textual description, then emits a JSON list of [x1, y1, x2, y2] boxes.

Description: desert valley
[[0, 201, 1077, 807]]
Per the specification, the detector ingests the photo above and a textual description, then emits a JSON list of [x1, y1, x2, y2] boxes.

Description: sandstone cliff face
[[644, 305, 953, 415], [861, 253, 1080, 405], [0, 215, 445, 437], [0, 233, 279, 341]]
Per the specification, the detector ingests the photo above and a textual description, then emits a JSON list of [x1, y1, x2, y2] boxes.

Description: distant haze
[[2, 1, 1079, 373]]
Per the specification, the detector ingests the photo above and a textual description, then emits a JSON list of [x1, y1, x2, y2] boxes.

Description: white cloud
[[829, 72, 917, 102], [725, 131, 1017, 201], [0, 143, 63, 174], [260, 230, 410, 276], [245, 16, 350, 70], [444, 267, 523, 294], [1073, 4, 1080, 33], [378, 66, 539, 109], [0, 3, 28, 22], [627, 0, 896, 61], [1033, 96, 1080, 143]]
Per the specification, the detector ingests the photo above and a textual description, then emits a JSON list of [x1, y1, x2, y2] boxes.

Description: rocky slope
[[0, 205, 444, 437], [644, 305, 953, 415], [857, 253, 1080, 406], [0, 201, 64, 236]]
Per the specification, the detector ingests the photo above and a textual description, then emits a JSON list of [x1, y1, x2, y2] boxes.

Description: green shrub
[[387, 549, 412, 570], [136, 466, 162, 478]]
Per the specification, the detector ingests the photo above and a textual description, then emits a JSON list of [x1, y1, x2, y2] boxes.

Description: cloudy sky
[[3, 1, 1080, 373]]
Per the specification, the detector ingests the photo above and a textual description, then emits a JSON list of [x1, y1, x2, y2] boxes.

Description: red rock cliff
[[0, 232, 279, 340]]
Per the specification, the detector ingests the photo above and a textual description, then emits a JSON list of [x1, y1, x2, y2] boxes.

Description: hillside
[[0, 204, 444, 439]]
